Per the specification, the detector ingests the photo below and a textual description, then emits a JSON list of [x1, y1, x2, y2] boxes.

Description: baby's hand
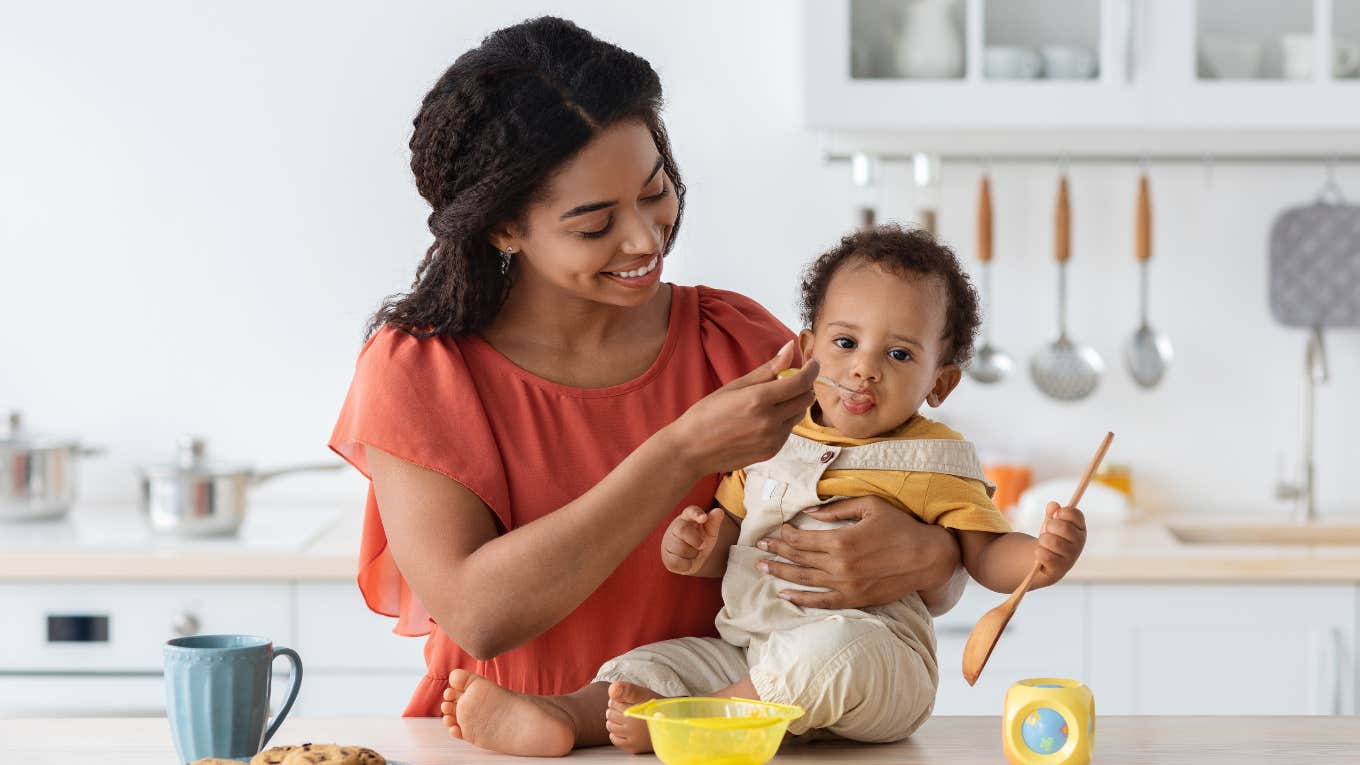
[[1033, 501, 1086, 587], [662, 506, 725, 575]]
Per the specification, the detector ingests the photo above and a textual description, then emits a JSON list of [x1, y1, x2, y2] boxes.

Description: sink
[[1166, 521, 1360, 546]]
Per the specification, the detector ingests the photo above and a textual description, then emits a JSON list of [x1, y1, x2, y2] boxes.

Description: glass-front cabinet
[[805, 0, 1360, 131]]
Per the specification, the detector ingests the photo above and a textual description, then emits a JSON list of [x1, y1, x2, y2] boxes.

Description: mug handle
[[263, 646, 303, 747]]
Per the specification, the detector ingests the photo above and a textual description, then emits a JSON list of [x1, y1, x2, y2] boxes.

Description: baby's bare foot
[[604, 681, 663, 754], [440, 669, 575, 756]]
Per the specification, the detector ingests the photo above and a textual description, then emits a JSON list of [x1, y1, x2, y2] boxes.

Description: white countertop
[[0, 504, 360, 581], [6, 506, 1360, 583], [5, 716, 1359, 764]]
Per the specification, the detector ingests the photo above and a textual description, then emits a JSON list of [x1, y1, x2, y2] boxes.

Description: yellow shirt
[[715, 411, 1011, 534]]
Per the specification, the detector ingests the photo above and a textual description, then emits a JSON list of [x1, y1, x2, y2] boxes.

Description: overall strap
[[829, 438, 995, 496]]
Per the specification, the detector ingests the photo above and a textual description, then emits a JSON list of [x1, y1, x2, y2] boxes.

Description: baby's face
[[799, 261, 960, 439]]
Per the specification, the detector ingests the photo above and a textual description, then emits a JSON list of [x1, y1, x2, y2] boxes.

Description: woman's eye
[[832, 337, 855, 350], [643, 184, 669, 202], [889, 348, 912, 362], [577, 218, 613, 239]]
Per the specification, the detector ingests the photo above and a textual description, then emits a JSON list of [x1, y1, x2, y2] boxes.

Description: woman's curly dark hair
[[367, 17, 686, 339], [798, 224, 981, 368]]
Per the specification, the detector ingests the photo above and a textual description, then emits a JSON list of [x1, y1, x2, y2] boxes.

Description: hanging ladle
[[1124, 171, 1174, 388], [966, 172, 1014, 384], [962, 431, 1114, 686]]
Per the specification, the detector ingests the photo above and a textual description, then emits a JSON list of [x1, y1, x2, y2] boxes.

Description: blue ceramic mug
[[164, 634, 302, 763]]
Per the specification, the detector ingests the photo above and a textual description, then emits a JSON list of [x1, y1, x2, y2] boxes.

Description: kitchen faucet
[[1275, 328, 1327, 522]]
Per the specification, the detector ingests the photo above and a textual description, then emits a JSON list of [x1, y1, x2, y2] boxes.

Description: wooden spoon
[[961, 431, 1114, 686]]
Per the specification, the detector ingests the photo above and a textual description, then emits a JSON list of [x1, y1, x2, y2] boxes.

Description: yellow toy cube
[[1002, 678, 1095, 765]]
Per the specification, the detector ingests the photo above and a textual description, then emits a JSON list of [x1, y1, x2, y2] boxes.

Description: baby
[[441, 224, 1086, 755]]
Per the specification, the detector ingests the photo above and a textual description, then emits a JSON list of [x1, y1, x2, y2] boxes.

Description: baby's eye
[[832, 337, 856, 350], [889, 348, 912, 362]]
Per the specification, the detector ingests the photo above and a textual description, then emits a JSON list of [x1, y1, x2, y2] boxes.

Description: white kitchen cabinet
[[293, 582, 428, 716], [0, 675, 292, 719], [804, 0, 1360, 132], [295, 583, 427, 671], [1088, 584, 1356, 715], [296, 673, 426, 717], [0, 582, 294, 673], [932, 582, 1087, 715]]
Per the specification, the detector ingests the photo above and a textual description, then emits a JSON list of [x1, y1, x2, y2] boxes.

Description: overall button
[[820, 450, 835, 463]]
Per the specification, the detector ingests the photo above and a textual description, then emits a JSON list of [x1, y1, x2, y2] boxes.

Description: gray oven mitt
[[1269, 201, 1360, 328]]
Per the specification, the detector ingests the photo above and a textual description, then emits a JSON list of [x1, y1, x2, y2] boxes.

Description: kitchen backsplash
[[1, 0, 1356, 517]]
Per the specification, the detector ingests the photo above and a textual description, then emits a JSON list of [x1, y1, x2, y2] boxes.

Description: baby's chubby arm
[[957, 503, 1086, 593], [661, 506, 740, 578]]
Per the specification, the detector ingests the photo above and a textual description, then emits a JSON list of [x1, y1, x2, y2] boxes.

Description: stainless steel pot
[[0, 410, 104, 521], [140, 436, 343, 537]]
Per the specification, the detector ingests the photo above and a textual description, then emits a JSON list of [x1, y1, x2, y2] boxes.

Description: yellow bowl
[[624, 697, 805, 765]]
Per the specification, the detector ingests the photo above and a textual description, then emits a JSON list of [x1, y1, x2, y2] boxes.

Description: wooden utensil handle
[[978, 175, 993, 263], [1055, 175, 1070, 264], [1065, 431, 1115, 509], [1136, 173, 1151, 262]]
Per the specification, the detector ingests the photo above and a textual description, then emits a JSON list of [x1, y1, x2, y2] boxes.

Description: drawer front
[[297, 672, 424, 716], [296, 583, 426, 671], [0, 674, 292, 718], [0, 583, 294, 672]]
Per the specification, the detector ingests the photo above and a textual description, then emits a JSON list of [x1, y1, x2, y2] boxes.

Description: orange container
[[984, 464, 1032, 513]]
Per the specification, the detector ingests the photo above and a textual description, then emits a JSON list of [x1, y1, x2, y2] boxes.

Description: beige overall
[[595, 433, 992, 743]]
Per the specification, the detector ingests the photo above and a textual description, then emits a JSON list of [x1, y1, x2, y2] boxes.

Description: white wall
[[2, 0, 1357, 517]]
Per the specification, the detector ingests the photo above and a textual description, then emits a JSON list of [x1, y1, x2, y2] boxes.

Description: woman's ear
[[797, 329, 816, 367], [926, 364, 963, 407], [486, 224, 518, 254]]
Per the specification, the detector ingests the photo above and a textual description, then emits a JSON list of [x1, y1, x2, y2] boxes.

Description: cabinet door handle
[[172, 612, 201, 637], [1328, 627, 1344, 715]]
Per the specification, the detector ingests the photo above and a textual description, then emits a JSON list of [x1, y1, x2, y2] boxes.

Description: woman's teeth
[[606, 256, 658, 278]]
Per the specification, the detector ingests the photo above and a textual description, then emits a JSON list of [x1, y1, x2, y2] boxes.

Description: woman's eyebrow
[[559, 156, 665, 221]]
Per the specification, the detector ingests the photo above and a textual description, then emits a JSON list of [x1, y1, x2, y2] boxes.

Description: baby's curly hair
[[798, 224, 981, 368]]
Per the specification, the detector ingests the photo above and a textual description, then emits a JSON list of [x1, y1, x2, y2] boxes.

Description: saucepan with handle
[[0, 409, 105, 522], [140, 435, 343, 537]]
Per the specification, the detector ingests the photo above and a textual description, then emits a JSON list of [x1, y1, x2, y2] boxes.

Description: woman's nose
[[618, 207, 663, 256]]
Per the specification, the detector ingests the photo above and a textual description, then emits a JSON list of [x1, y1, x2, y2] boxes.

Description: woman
[[329, 16, 967, 721]]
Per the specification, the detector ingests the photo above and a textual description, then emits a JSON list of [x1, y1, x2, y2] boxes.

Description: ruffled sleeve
[[329, 326, 511, 637], [695, 286, 795, 385]]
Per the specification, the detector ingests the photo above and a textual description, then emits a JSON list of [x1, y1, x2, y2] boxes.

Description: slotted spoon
[[1030, 173, 1103, 401]]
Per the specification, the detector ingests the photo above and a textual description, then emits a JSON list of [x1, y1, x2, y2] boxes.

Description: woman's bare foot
[[441, 669, 576, 756], [604, 681, 663, 754]]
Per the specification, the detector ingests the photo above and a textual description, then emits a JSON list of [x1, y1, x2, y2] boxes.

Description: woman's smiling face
[[492, 120, 679, 308], [798, 260, 962, 439]]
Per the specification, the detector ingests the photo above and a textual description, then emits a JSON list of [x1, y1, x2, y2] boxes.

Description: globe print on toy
[[1021, 707, 1069, 754]]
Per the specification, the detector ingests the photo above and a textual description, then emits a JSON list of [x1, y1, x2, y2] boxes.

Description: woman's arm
[[750, 496, 967, 615], [369, 431, 699, 660], [369, 344, 817, 661]]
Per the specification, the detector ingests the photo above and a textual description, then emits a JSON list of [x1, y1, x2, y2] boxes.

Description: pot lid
[[142, 436, 251, 479], [0, 410, 81, 450]]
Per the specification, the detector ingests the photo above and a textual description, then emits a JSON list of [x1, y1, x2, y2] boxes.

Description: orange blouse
[[329, 285, 793, 716]]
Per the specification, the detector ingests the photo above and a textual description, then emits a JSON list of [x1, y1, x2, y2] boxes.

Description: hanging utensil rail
[[821, 152, 1360, 166]]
